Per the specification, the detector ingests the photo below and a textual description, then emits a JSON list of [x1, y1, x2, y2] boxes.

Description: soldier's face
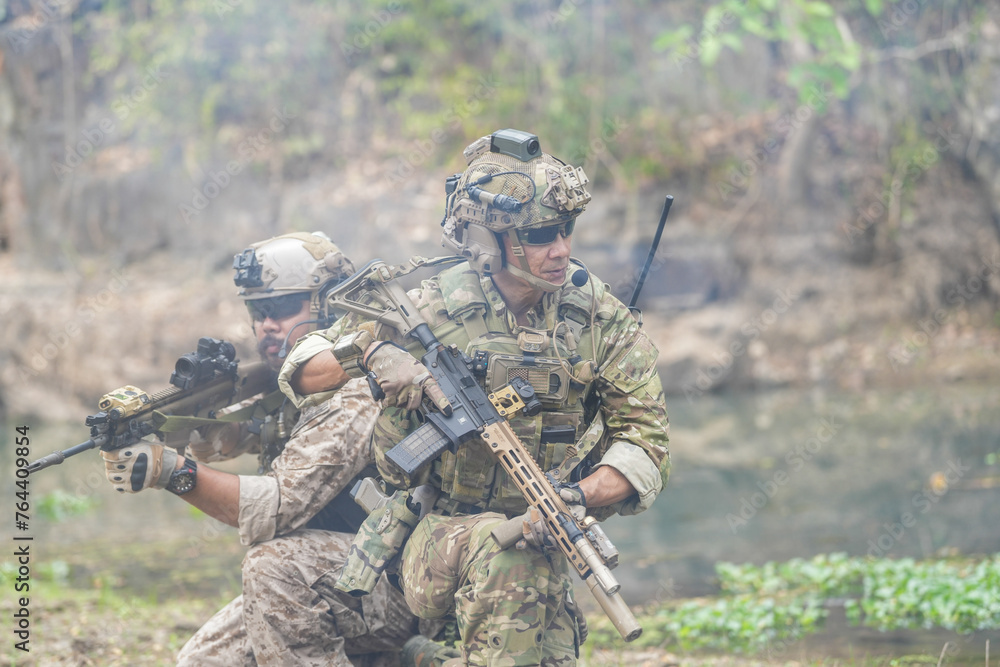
[[504, 226, 573, 286], [250, 297, 314, 372]]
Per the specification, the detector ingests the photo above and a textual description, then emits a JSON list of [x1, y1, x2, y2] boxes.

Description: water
[[5, 381, 1000, 657], [602, 382, 1000, 601]]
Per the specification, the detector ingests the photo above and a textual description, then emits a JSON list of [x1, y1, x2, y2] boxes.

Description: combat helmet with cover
[[233, 231, 355, 327], [440, 129, 592, 292]]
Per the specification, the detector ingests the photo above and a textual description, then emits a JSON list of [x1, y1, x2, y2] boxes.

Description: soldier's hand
[[518, 507, 555, 550], [187, 423, 242, 462], [555, 481, 587, 507], [516, 487, 587, 551], [102, 443, 179, 493], [365, 343, 453, 415]]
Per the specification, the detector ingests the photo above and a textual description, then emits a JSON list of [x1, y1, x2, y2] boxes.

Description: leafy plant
[[587, 553, 1000, 654], [36, 490, 99, 522]]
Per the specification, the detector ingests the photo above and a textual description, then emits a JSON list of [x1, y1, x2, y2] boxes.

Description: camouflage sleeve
[[591, 297, 671, 516], [277, 321, 347, 408], [238, 476, 280, 546], [237, 378, 380, 545], [277, 293, 429, 410]]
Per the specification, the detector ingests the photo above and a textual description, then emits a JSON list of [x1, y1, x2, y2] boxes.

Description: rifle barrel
[[27, 438, 101, 474], [586, 575, 643, 642]]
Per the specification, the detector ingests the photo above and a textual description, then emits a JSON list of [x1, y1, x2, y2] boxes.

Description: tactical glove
[[516, 484, 587, 551], [102, 443, 179, 493], [187, 422, 244, 462], [554, 481, 587, 507], [400, 634, 463, 667], [365, 342, 453, 415]]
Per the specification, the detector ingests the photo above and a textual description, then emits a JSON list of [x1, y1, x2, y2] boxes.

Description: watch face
[[168, 463, 197, 495]]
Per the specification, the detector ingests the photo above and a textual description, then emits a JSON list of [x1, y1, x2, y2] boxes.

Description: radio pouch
[[334, 489, 420, 597]]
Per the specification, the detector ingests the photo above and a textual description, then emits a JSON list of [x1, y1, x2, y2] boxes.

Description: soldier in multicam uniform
[[282, 131, 671, 666], [100, 232, 442, 666]]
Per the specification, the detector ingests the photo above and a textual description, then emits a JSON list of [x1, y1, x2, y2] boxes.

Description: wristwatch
[[166, 458, 198, 495]]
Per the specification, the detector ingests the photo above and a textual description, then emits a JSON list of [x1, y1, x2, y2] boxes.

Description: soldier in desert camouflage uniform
[[282, 131, 670, 666], [101, 232, 435, 666]]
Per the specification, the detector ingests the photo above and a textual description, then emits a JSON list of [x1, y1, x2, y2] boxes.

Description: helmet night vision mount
[[490, 128, 541, 162]]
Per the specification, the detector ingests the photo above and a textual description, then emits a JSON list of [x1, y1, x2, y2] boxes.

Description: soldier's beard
[[258, 334, 285, 371]]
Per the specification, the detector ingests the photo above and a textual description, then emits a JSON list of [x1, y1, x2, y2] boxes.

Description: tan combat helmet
[[441, 129, 592, 292], [233, 231, 356, 327]]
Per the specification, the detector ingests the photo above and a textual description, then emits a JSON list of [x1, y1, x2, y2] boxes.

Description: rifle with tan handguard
[[324, 258, 642, 642]]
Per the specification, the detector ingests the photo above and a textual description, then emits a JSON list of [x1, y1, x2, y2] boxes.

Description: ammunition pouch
[[335, 490, 420, 597], [333, 330, 375, 379]]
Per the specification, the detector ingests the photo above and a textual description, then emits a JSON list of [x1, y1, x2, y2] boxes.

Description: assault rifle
[[27, 337, 272, 474], [325, 258, 643, 642]]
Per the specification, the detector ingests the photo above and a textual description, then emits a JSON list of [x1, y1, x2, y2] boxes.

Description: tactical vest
[[375, 263, 614, 515]]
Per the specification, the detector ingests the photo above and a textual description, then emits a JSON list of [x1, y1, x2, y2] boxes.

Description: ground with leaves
[[4, 543, 996, 666]]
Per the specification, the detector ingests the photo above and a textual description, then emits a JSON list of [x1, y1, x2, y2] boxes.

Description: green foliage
[[654, 0, 870, 104], [860, 557, 1000, 633], [36, 559, 71, 584], [587, 553, 1000, 654], [40, 0, 992, 207], [0, 559, 70, 584], [36, 490, 99, 522], [616, 593, 826, 653], [79, 0, 332, 161], [64, 0, 673, 184], [717, 551, 867, 596]]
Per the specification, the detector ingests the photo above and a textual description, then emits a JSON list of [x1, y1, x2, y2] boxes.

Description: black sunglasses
[[515, 220, 575, 246], [246, 294, 309, 322]]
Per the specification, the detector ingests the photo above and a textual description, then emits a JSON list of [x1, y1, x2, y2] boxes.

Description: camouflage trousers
[[399, 513, 582, 667], [177, 529, 419, 666]]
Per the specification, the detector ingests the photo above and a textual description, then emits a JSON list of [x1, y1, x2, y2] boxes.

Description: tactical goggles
[[515, 220, 575, 246], [246, 294, 309, 322]]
